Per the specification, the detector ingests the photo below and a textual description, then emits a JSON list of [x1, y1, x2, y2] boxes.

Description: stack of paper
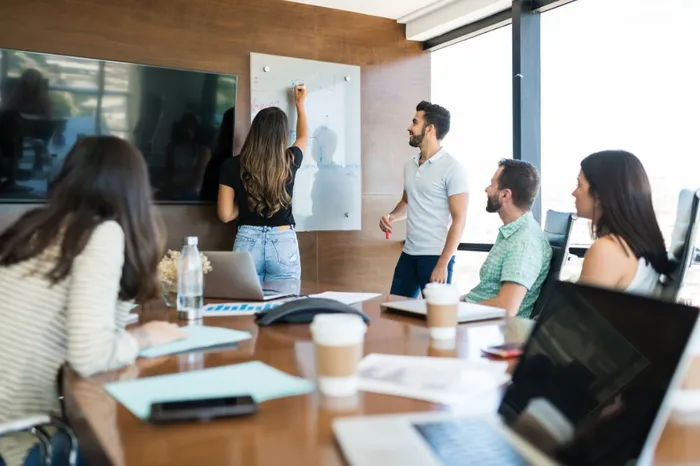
[[358, 353, 510, 405], [104, 361, 314, 419]]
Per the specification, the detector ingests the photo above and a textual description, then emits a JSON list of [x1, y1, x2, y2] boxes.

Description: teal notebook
[[139, 325, 252, 358], [104, 361, 314, 419]]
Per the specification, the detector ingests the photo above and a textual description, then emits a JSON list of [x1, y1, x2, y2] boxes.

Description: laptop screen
[[498, 281, 698, 466]]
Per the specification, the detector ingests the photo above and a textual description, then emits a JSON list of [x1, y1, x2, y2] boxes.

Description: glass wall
[[431, 25, 513, 292], [540, 0, 700, 297], [431, 0, 700, 301]]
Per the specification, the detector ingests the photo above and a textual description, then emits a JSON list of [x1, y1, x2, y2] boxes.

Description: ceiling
[[283, 0, 511, 41], [282, 0, 443, 20]]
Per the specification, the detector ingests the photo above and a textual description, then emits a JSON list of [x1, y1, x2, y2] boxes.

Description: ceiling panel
[[282, 0, 443, 20]]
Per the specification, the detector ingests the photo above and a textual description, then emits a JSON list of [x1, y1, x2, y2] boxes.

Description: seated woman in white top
[[0, 136, 184, 466], [572, 150, 671, 295]]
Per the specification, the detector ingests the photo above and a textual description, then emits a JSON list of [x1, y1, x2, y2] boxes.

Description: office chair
[[0, 415, 78, 466], [530, 210, 576, 319], [0, 366, 79, 466], [658, 189, 700, 301]]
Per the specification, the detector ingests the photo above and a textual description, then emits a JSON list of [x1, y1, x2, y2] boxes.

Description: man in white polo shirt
[[379, 100, 469, 298]]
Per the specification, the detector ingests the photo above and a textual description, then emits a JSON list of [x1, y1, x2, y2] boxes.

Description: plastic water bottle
[[177, 236, 203, 320]]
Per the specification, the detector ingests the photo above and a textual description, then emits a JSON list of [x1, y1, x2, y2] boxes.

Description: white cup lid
[[310, 313, 367, 339], [423, 283, 460, 304]]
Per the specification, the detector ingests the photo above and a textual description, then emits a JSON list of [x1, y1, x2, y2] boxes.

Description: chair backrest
[[658, 189, 700, 301], [531, 210, 576, 319]]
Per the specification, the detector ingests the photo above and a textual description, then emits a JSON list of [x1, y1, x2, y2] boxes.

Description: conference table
[[63, 282, 700, 466]]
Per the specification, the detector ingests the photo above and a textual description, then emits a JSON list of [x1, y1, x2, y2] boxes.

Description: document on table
[[202, 297, 301, 316], [104, 361, 314, 419], [309, 292, 381, 305], [357, 353, 510, 405], [139, 325, 252, 358]]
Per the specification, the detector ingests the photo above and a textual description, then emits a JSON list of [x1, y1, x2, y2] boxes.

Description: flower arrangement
[[157, 250, 213, 306]]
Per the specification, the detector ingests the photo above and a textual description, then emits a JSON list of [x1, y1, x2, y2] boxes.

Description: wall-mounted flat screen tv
[[0, 48, 237, 203]]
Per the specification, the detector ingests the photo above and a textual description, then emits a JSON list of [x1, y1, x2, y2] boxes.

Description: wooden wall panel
[[0, 0, 429, 290]]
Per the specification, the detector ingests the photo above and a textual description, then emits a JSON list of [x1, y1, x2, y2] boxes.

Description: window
[[431, 25, 513, 245], [452, 251, 490, 296], [541, 0, 700, 300]]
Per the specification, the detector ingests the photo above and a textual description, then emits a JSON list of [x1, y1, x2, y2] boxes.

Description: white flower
[[158, 250, 213, 287]]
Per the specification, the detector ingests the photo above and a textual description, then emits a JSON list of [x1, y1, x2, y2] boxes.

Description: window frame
[[425, 0, 700, 267]]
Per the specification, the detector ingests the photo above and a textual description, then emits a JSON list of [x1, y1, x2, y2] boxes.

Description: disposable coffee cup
[[423, 283, 459, 340], [310, 314, 367, 397]]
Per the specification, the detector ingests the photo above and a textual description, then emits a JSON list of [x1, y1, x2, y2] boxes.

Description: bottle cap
[[185, 236, 198, 246]]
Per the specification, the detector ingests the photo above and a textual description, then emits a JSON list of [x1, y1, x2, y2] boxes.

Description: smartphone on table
[[148, 395, 258, 424], [481, 342, 524, 359]]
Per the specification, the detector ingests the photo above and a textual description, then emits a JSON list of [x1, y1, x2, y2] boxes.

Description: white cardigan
[[0, 220, 140, 465]]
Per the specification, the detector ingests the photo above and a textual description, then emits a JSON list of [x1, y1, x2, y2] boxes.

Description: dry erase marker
[[386, 230, 391, 240]]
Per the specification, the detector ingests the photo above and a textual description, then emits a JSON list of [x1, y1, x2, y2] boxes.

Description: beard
[[486, 193, 502, 213], [408, 126, 426, 148]]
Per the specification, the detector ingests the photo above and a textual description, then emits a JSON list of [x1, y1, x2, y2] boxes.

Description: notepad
[[138, 325, 252, 358], [104, 361, 314, 419]]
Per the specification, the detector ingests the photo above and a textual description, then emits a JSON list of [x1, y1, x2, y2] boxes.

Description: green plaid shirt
[[465, 212, 552, 318]]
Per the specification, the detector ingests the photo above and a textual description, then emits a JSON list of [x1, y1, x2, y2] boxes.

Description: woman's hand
[[294, 83, 307, 105], [130, 321, 186, 349]]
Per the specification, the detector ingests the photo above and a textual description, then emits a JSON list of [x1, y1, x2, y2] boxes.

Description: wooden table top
[[63, 285, 700, 466]]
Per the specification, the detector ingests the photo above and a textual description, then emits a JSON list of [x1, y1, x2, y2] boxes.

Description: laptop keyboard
[[413, 419, 532, 466]]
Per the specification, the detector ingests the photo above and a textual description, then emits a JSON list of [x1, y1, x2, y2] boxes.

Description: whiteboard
[[250, 53, 362, 232]]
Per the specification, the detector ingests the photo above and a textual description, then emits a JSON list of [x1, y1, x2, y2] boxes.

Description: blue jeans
[[390, 252, 455, 298], [0, 429, 83, 466], [234, 225, 301, 285]]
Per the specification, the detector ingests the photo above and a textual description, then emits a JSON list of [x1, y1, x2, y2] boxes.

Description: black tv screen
[[0, 48, 237, 203]]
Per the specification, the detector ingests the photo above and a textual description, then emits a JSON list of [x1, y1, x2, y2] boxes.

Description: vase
[[160, 281, 178, 308]]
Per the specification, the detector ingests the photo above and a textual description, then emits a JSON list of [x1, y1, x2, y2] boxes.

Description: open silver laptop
[[380, 299, 506, 323], [334, 281, 699, 466], [203, 251, 298, 301]]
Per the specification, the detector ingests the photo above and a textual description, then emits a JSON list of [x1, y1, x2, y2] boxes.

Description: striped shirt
[[0, 221, 140, 465]]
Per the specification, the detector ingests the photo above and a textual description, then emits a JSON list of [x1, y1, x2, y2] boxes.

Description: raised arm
[[292, 84, 308, 153]]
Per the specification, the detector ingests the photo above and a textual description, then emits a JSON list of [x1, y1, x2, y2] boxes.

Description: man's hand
[[379, 214, 393, 233], [430, 261, 449, 284]]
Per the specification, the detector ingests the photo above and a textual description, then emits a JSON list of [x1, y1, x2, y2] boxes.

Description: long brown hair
[[0, 136, 164, 301], [580, 150, 671, 275], [239, 107, 293, 217]]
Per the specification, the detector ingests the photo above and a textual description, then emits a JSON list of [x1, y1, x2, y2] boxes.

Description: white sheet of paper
[[309, 292, 381, 305], [357, 353, 510, 405]]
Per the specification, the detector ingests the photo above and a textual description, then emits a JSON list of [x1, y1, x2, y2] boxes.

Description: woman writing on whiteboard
[[217, 84, 308, 290]]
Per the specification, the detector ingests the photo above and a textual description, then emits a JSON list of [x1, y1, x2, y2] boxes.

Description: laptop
[[380, 299, 506, 323], [334, 281, 699, 466], [203, 251, 298, 301]]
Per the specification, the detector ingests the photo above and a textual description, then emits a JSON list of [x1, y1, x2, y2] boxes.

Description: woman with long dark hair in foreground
[[0, 136, 184, 466]]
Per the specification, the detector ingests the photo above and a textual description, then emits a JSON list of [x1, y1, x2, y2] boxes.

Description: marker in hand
[[386, 230, 391, 240]]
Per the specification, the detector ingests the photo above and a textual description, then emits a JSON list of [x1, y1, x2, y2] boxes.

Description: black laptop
[[334, 280, 699, 466]]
